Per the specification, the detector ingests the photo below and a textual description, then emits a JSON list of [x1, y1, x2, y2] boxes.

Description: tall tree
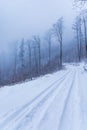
[[19, 39, 25, 79], [32, 36, 41, 75], [83, 17, 87, 57], [81, 11, 87, 57], [45, 30, 52, 69], [33, 46, 38, 76], [13, 41, 18, 82], [52, 17, 63, 68], [73, 16, 82, 61], [27, 40, 32, 80]]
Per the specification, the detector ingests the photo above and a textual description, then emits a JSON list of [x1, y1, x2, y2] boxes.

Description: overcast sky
[[0, 0, 77, 47]]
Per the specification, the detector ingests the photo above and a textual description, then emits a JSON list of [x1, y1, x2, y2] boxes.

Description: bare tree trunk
[[28, 43, 32, 80], [73, 16, 82, 62], [38, 43, 41, 75], [60, 40, 62, 67], [79, 22, 82, 61], [45, 31, 52, 71], [76, 29, 80, 62], [13, 43, 17, 82], [32, 36, 41, 75], [19, 39, 25, 80], [52, 17, 63, 68], [14, 50, 17, 81], [83, 17, 87, 58], [33, 47, 38, 76], [49, 40, 51, 68]]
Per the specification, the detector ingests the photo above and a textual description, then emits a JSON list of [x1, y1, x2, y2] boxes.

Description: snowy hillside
[[0, 63, 87, 130]]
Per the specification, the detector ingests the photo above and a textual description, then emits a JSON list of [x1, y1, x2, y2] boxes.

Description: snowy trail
[[0, 69, 70, 121], [13, 69, 74, 130], [58, 68, 82, 130], [37, 68, 77, 130], [0, 69, 71, 130], [0, 64, 86, 130], [0, 68, 71, 130]]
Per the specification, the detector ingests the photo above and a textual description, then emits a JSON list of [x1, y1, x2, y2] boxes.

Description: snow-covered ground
[[0, 63, 87, 130]]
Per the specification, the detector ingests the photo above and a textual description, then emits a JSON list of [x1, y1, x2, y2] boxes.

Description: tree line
[[73, 0, 87, 61], [0, 17, 64, 86], [0, 2, 87, 86]]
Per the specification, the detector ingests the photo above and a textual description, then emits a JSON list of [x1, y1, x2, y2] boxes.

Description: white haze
[[0, 0, 77, 51]]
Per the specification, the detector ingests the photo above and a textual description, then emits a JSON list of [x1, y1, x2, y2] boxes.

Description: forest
[[0, 0, 87, 86]]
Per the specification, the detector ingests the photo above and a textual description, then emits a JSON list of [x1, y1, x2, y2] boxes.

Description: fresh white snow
[[0, 63, 87, 130]]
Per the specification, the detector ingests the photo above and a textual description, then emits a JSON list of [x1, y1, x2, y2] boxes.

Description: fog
[[0, 0, 85, 86], [0, 0, 77, 48]]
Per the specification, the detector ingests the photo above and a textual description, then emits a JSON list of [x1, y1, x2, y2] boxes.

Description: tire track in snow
[[12, 70, 74, 130], [0, 69, 71, 129], [57, 71, 76, 130], [58, 68, 82, 130], [37, 69, 76, 130]]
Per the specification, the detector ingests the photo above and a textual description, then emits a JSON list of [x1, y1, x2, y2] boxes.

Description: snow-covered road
[[0, 64, 87, 130]]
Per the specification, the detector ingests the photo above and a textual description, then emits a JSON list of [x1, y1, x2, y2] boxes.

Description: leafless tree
[[52, 17, 63, 68], [33, 46, 38, 76], [19, 39, 25, 80], [73, 16, 82, 61], [32, 35, 41, 75], [13, 41, 18, 82], [27, 40, 32, 80], [80, 10, 87, 57], [76, 10, 87, 58], [83, 16, 87, 57], [45, 30, 52, 69]]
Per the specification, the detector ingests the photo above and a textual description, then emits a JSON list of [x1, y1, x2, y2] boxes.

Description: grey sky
[[0, 0, 77, 46]]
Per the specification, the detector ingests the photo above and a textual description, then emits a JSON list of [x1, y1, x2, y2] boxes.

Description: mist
[[0, 0, 84, 86], [0, 0, 76, 46]]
